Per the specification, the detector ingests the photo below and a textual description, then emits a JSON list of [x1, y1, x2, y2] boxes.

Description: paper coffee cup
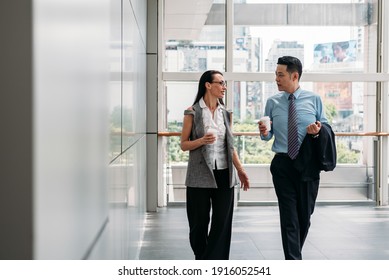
[[207, 128, 217, 137], [206, 128, 218, 144], [260, 116, 271, 131]]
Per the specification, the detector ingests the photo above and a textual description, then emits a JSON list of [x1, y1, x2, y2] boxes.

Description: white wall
[[107, 0, 148, 259], [0, 0, 148, 260], [33, 0, 110, 259]]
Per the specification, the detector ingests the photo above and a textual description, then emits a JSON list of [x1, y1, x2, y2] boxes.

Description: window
[[160, 0, 389, 205]]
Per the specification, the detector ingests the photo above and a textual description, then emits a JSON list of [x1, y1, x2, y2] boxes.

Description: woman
[[180, 70, 249, 260]]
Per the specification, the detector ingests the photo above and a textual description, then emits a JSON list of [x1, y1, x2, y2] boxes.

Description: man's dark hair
[[277, 56, 303, 81]]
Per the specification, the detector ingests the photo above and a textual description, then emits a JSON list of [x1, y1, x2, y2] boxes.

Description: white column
[[379, 0, 389, 206]]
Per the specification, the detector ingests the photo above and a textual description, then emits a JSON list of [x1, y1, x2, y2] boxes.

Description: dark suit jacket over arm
[[293, 123, 337, 181]]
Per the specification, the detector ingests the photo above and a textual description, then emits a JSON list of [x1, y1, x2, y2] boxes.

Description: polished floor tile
[[139, 204, 389, 260]]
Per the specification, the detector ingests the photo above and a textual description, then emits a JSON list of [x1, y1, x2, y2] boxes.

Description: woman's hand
[[202, 133, 216, 145], [232, 150, 249, 191], [237, 169, 250, 191]]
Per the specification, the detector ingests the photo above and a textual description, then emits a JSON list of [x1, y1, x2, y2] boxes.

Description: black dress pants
[[270, 154, 319, 260], [186, 168, 234, 260]]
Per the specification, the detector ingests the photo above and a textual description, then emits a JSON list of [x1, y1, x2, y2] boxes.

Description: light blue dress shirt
[[260, 87, 328, 154]]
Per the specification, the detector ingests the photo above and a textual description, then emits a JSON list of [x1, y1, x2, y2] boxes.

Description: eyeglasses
[[211, 81, 227, 87]]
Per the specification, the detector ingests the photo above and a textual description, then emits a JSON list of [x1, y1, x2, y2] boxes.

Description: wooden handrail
[[335, 132, 389, 137], [158, 131, 182, 137], [158, 131, 389, 137]]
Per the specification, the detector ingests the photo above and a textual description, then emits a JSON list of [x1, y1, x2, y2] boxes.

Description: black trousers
[[270, 154, 319, 260], [186, 168, 234, 260]]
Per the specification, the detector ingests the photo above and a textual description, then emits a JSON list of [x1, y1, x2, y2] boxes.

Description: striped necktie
[[288, 94, 299, 159]]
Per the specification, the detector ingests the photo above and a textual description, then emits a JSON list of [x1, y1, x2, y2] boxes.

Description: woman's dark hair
[[193, 70, 225, 105], [277, 56, 303, 81]]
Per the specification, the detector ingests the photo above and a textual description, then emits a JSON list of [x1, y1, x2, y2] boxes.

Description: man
[[259, 56, 335, 260]]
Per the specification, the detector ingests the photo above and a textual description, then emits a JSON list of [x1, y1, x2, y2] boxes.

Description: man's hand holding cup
[[258, 116, 271, 136]]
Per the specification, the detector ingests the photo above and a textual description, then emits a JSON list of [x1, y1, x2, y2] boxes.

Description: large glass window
[[164, 0, 226, 72], [233, 81, 376, 163], [161, 0, 388, 205], [232, 1, 375, 73]]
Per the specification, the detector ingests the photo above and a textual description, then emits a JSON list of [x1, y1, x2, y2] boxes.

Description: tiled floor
[[139, 203, 389, 260]]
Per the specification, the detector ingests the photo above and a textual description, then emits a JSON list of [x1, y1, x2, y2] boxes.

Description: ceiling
[[162, 1, 370, 41], [164, 0, 214, 41]]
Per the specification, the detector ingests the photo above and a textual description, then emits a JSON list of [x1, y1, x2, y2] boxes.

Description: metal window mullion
[[158, 0, 167, 208], [163, 72, 389, 82], [380, 0, 389, 206], [225, 0, 234, 108]]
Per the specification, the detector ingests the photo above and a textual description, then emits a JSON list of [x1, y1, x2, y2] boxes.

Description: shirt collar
[[199, 97, 225, 110], [284, 87, 302, 100]]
